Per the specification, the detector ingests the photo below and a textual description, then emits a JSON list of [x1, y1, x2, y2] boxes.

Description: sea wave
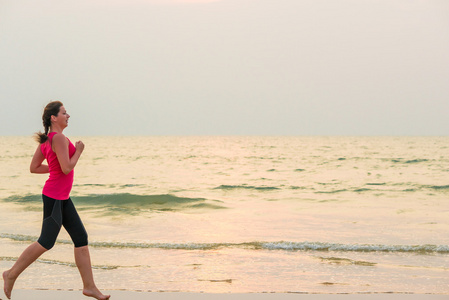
[[214, 185, 280, 191], [426, 184, 449, 190], [314, 184, 449, 194], [384, 158, 431, 164], [0, 255, 119, 270], [2, 234, 448, 254], [1, 193, 227, 212]]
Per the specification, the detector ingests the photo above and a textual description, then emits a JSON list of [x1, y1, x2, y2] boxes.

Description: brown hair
[[35, 101, 64, 144]]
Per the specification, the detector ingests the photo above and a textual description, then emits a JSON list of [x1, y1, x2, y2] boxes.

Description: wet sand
[[2, 290, 448, 300]]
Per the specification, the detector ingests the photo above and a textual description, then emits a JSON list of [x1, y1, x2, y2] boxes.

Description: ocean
[[0, 136, 448, 294]]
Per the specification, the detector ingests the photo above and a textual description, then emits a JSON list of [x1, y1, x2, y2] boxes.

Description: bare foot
[[83, 287, 110, 300], [3, 270, 15, 300]]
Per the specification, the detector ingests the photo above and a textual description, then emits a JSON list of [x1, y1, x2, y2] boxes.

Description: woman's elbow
[[30, 164, 39, 173], [62, 168, 72, 175]]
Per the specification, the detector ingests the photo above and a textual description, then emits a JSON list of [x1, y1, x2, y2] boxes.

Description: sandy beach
[[1, 290, 448, 300]]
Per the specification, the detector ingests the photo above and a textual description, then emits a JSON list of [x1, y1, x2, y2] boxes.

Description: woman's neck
[[50, 125, 64, 134]]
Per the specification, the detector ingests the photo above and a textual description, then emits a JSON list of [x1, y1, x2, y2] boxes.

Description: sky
[[1, 0, 448, 136]]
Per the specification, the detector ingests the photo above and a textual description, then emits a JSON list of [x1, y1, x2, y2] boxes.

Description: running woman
[[3, 101, 110, 300]]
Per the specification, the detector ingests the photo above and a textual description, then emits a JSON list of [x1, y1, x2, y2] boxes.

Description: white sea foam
[[2, 233, 448, 253]]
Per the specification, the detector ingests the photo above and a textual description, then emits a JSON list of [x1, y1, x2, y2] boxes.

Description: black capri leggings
[[38, 194, 88, 250]]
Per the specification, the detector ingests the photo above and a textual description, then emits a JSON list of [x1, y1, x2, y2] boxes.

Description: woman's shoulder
[[52, 132, 69, 144]]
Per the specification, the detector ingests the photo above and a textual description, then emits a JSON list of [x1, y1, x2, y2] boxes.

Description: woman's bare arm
[[30, 145, 49, 174], [53, 133, 84, 175]]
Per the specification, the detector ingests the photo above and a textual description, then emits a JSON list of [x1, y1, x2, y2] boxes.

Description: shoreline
[[2, 290, 448, 300]]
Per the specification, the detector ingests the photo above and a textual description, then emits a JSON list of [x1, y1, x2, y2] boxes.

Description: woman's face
[[52, 106, 70, 128]]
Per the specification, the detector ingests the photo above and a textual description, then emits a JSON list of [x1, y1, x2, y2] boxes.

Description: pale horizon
[[1, 0, 448, 136]]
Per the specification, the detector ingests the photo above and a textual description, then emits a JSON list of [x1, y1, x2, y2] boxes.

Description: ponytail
[[34, 101, 63, 144]]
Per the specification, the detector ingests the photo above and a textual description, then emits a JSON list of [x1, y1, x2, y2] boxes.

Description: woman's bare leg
[[3, 242, 47, 299], [74, 245, 110, 300]]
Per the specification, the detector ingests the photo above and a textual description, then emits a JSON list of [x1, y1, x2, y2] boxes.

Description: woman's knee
[[73, 230, 88, 248], [38, 216, 62, 250], [37, 237, 57, 250]]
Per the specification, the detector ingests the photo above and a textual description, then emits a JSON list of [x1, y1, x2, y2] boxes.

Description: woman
[[2, 101, 110, 300]]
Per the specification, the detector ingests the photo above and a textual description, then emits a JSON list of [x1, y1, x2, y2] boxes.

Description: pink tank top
[[40, 132, 76, 200]]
